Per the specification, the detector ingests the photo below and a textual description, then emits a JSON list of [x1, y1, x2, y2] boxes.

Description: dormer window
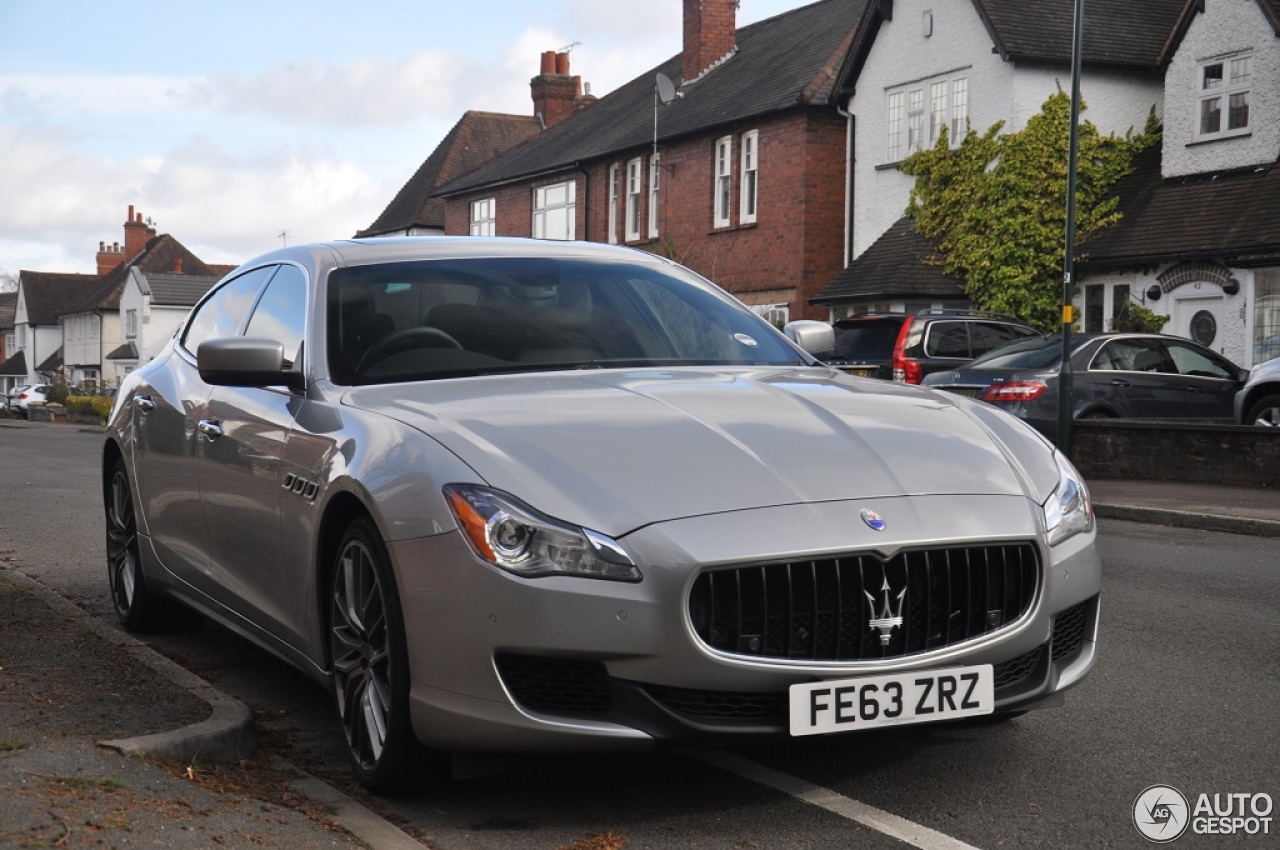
[[1197, 54, 1251, 141]]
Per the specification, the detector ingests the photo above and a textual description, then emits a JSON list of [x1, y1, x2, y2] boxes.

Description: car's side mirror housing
[[783, 320, 835, 359], [197, 338, 304, 390]]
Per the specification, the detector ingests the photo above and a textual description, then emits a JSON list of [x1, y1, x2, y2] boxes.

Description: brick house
[[814, 0, 1183, 319], [429, 0, 870, 324]]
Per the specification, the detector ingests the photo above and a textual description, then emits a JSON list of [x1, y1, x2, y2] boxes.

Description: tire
[[329, 518, 445, 793], [1245, 393, 1280, 428], [105, 457, 177, 632]]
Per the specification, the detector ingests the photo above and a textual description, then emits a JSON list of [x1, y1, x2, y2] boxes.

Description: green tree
[[901, 90, 1159, 332]]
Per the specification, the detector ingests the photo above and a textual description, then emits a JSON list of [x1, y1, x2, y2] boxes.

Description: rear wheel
[[329, 518, 445, 792], [105, 457, 176, 632], [1246, 394, 1280, 427]]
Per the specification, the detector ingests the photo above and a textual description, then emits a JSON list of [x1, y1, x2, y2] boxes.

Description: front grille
[[494, 654, 610, 715], [1051, 599, 1091, 661], [689, 543, 1039, 662]]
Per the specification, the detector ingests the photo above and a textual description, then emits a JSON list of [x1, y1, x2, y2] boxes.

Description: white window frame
[[886, 72, 968, 162], [1196, 54, 1251, 141], [532, 180, 576, 241], [607, 163, 620, 244], [751, 302, 789, 328], [714, 136, 733, 228], [125, 309, 138, 338], [740, 129, 758, 224], [469, 197, 496, 237], [625, 157, 642, 241], [648, 154, 660, 238]]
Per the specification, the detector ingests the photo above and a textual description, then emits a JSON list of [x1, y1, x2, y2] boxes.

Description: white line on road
[[696, 750, 982, 850]]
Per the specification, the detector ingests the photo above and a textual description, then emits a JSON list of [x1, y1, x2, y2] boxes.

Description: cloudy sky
[[0, 0, 805, 279]]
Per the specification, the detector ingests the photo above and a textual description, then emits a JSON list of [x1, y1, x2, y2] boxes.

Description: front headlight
[[1042, 450, 1094, 546], [443, 485, 640, 581]]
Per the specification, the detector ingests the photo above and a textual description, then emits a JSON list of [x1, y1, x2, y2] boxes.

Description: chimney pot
[[540, 51, 556, 74], [555, 51, 570, 75], [173, 257, 183, 274]]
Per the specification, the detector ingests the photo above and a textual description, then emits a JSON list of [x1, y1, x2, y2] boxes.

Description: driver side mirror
[[198, 338, 304, 390], [783, 320, 835, 359]]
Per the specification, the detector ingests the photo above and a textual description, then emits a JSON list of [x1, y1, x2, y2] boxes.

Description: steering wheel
[[357, 326, 462, 373]]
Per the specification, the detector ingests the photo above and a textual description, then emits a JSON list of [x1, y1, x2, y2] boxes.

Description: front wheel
[[105, 457, 177, 632], [329, 518, 445, 792], [1245, 394, 1280, 428]]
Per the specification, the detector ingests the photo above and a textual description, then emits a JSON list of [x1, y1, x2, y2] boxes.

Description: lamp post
[[1058, 0, 1085, 456]]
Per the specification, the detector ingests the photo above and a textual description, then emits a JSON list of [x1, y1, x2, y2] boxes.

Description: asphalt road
[[2, 421, 1277, 849]]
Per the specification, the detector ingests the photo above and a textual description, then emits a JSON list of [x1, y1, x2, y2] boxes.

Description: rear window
[[923, 321, 972, 358], [968, 337, 1065, 369], [832, 319, 902, 359]]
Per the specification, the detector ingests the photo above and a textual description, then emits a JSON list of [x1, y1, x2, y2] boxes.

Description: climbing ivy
[[901, 90, 1159, 332]]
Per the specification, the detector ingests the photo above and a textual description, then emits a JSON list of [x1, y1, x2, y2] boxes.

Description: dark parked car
[[827, 310, 1042, 382], [104, 237, 1100, 792], [1235, 356, 1280, 427], [922, 332, 1249, 441]]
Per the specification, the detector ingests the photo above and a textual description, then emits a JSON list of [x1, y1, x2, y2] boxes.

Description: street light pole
[[1058, 0, 1085, 456]]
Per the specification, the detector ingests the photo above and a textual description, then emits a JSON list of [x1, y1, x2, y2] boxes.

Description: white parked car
[[13, 385, 50, 418]]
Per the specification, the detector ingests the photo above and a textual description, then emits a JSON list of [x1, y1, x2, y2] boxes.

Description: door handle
[[197, 419, 223, 440], [134, 395, 156, 413], [1110, 379, 1131, 387]]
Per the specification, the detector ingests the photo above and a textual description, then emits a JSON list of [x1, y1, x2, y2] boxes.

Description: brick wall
[[1072, 420, 1280, 487], [443, 110, 844, 323]]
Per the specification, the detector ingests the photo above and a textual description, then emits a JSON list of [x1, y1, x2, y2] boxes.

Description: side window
[[969, 322, 1028, 355], [1165, 341, 1234, 379], [924, 321, 971, 358], [182, 266, 277, 355], [245, 265, 308, 366]]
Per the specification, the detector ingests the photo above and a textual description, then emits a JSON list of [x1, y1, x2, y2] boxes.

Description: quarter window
[[1197, 55, 1251, 140], [469, 198, 496, 237], [740, 129, 759, 224], [532, 181, 576, 241], [714, 136, 733, 228]]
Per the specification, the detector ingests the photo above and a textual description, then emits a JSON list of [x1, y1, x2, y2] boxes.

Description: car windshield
[[327, 257, 808, 385], [966, 336, 1070, 370], [831, 320, 901, 359]]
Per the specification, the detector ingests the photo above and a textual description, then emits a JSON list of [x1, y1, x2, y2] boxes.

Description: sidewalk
[[0, 476, 1275, 850]]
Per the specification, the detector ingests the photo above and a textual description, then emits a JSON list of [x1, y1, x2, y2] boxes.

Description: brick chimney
[[172, 257, 184, 274], [683, 0, 738, 83], [530, 50, 582, 129], [98, 205, 157, 274]]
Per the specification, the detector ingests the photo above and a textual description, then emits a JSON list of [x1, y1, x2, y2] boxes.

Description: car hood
[[345, 367, 1058, 536]]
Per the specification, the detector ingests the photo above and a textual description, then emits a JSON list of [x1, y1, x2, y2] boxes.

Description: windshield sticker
[[734, 333, 760, 347]]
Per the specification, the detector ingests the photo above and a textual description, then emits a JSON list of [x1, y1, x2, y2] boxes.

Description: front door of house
[[1172, 294, 1225, 355]]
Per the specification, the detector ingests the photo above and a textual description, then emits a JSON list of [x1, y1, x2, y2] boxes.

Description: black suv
[[828, 309, 1043, 383]]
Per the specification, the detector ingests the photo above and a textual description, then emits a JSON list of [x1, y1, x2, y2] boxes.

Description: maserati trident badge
[[860, 509, 886, 531], [866, 576, 906, 646]]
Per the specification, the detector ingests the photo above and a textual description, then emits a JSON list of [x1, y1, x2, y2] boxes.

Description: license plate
[[838, 366, 877, 378], [789, 664, 994, 736], [940, 387, 982, 398]]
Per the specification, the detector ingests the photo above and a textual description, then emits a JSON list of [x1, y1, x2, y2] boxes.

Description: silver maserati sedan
[[103, 237, 1099, 792]]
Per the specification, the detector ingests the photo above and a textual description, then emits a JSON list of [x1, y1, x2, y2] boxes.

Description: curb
[[1, 567, 424, 849], [1093, 503, 1280, 538]]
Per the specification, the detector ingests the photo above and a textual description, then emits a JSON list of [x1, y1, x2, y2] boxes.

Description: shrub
[[66, 395, 114, 422]]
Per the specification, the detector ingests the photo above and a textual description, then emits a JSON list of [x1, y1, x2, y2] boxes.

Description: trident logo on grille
[[865, 576, 906, 646]]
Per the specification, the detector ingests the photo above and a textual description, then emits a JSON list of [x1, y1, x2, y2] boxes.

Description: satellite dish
[[656, 72, 679, 105]]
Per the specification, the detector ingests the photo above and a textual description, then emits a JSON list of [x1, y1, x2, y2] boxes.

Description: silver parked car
[[1235, 356, 1280, 427], [103, 237, 1100, 792]]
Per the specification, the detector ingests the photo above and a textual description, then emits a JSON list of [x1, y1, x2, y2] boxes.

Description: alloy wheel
[[331, 533, 393, 772], [106, 465, 140, 618]]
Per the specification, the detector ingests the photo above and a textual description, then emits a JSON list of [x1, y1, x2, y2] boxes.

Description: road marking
[[696, 751, 982, 850]]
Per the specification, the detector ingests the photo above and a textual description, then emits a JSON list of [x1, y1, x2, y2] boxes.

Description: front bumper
[[390, 493, 1100, 753]]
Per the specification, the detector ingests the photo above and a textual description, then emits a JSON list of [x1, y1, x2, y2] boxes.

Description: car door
[[194, 264, 313, 643], [1162, 339, 1243, 420], [131, 265, 276, 579], [1083, 337, 1185, 418]]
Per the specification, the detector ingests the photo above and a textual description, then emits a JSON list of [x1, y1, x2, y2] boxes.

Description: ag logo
[[1133, 785, 1190, 843]]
